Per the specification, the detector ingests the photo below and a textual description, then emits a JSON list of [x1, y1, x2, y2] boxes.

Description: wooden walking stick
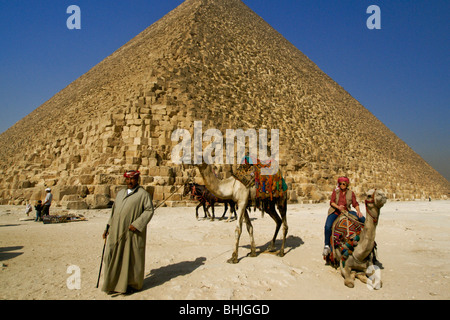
[[96, 224, 109, 288]]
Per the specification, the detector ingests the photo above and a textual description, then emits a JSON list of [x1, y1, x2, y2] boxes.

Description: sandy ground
[[0, 199, 449, 300]]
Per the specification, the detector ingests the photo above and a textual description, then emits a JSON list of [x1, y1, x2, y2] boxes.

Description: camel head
[[183, 182, 194, 197], [365, 189, 387, 210]]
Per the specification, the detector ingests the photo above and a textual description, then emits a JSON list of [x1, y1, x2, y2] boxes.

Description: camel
[[330, 189, 387, 288], [195, 163, 288, 264], [183, 182, 237, 221], [183, 182, 211, 220], [207, 196, 237, 222]]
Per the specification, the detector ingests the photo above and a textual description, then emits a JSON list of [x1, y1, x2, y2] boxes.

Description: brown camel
[[331, 189, 386, 288], [195, 163, 288, 263]]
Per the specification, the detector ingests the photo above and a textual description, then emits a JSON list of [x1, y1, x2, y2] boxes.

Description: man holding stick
[[101, 170, 154, 294]]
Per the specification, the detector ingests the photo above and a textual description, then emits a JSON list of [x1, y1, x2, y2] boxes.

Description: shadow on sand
[[143, 257, 206, 290], [241, 235, 304, 260], [0, 246, 24, 262]]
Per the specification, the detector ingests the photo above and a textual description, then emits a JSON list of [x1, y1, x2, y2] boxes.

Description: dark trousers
[[35, 211, 42, 222], [324, 211, 365, 247], [42, 205, 50, 216]]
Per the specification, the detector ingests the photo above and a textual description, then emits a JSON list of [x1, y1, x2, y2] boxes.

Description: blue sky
[[0, 0, 448, 181]]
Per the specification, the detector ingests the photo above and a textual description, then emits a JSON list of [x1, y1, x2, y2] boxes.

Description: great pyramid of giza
[[0, 0, 448, 208]]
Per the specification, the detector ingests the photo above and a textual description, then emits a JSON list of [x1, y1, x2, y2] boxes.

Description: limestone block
[[288, 190, 297, 202], [159, 166, 174, 177], [52, 186, 80, 202], [94, 185, 111, 196], [65, 201, 89, 210], [18, 180, 33, 189], [142, 185, 155, 197], [94, 174, 121, 185], [153, 192, 165, 201], [30, 188, 46, 201], [86, 194, 111, 209], [61, 194, 82, 202], [110, 185, 125, 199], [79, 175, 95, 185]]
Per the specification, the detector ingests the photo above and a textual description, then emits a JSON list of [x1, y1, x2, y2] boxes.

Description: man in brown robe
[[101, 170, 154, 294]]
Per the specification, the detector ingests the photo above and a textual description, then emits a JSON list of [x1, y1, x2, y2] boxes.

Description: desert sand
[[0, 200, 449, 300]]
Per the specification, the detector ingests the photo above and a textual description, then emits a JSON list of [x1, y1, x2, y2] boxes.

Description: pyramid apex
[[185, 0, 243, 4]]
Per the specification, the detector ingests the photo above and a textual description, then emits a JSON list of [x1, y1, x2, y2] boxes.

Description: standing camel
[[183, 182, 211, 220], [330, 189, 386, 288], [195, 163, 288, 263], [183, 182, 237, 221]]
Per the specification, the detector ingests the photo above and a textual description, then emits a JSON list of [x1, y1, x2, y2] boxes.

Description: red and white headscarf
[[124, 170, 140, 178], [335, 176, 350, 190], [338, 176, 350, 185]]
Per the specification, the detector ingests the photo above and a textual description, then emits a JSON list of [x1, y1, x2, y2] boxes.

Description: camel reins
[[189, 184, 213, 205]]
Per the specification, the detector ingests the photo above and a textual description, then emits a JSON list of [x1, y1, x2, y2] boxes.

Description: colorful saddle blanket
[[232, 161, 256, 188], [232, 156, 288, 200], [330, 214, 364, 266]]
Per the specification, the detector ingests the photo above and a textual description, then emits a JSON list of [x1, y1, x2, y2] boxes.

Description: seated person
[[323, 177, 365, 256]]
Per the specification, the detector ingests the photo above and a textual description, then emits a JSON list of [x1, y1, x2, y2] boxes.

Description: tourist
[[34, 200, 43, 222], [323, 177, 365, 256], [25, 202, 32, 216], [42, 188, 53, 216], [101, 170, 155, 294]]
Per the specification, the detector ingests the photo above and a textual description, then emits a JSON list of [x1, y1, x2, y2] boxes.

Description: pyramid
[[0, 0, 448, 208]]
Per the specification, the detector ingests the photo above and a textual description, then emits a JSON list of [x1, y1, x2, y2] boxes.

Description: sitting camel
[[195, 163, 288, 263], [183, 182, 237, 221], [327, 189, 386, 288]]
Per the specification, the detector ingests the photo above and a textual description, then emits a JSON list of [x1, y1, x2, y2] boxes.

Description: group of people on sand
[[25, 188, 53, 222], [99, 169, 364, 295]]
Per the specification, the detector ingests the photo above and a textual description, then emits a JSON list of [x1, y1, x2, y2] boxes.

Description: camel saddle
[[328, 213, 364, 266], [232, 157, 288, 200]]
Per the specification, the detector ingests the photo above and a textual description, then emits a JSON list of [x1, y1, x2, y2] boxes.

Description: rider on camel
[[323, 177, 365, 256]]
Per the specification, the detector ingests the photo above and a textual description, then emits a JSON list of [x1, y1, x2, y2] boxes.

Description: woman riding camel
[[323, 176, 365, 256]]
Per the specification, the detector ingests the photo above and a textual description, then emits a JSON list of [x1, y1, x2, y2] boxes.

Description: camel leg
[[244, 209, 256, 257], [355, 272, 368, 284], [210, 202, 215, 221], [227, 202, 247, 264], [195, 203, 202, 219], [266, 202, 282, 252], [205, 203, 214, 220], [226, 202, 237, 222], [340, 263, 355, 288], [278, 198, 289, 257], [221, 203, 228, 220]]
